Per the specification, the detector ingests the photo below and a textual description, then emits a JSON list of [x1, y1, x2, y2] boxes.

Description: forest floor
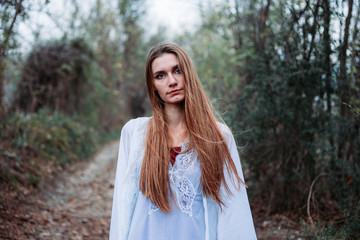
[[1, 140, 305, 240]]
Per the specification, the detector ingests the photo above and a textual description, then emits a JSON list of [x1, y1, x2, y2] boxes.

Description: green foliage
[[227, 2, 360, 236], [181, 0, 360, 237], [16, 38, 94, 114], [27, 171, 42, 187], [0, 0, 28, 54], [0, 0, 153, 191], [12, 35, 125, 135], [0, 170, 18, 190], [1, 109, 99, 165], [175, 8, 240, 100], [302, 203, 360, 239]]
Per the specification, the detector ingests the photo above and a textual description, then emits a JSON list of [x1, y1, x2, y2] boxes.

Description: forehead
[[152, 53, 179, 73]]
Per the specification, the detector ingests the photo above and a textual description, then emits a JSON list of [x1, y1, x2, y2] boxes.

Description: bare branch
[[1, 0, 24, 56], [307, 173, 327, 229]]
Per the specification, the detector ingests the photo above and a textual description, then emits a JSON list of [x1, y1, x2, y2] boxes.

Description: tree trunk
[[0, 59, 5, 118], [339, 0, 353, 117], [322, 0, 335, 154], [0, 0, 24, 117], [338, 0, 354, 160], [323, 0, 332, 114]]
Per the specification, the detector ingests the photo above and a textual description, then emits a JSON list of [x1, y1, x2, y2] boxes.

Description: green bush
[[302, 202, 360, 240], [1, 108, 99, 165]]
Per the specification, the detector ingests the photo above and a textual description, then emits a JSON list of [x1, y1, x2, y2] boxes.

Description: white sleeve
[[109, 121, 132, 240], [217, 129, 257, 240]]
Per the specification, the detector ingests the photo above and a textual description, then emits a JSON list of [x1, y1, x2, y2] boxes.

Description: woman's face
[[151, 53, 185, 106]]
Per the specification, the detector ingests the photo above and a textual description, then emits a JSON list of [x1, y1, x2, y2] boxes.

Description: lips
[[168, 89, 182, 95]]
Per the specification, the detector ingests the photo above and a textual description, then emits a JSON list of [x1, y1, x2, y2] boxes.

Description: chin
[[174, 97, 185, 104], [165, 98, 185, 105]]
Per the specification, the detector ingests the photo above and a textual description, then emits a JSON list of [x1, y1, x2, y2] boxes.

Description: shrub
[[1, 108, 98, 165]]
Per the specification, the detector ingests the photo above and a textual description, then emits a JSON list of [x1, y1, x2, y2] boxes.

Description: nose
[[168, 73, 177, 86]]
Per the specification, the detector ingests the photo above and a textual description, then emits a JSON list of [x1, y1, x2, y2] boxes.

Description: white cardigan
[[110, 117, 257, 240]]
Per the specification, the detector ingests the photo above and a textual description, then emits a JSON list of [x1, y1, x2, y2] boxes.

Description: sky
[[145, 0, 202, 36], [17, 0, 205, 53]]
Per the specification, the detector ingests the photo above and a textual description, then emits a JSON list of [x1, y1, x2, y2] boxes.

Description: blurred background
[[0, 0, 359, 239]]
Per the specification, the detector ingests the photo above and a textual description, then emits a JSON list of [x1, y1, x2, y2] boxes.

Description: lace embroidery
[[175, 147, 196, 170], [148, 141, 198, 217], [175, 176, 196, 216]]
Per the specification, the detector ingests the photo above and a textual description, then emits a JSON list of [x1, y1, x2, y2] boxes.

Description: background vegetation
[[1, 0, 359, 239]]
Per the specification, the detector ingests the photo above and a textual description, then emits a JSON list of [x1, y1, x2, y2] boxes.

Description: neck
[[164, 103, 185, 126], [164, 103, 187, 146]]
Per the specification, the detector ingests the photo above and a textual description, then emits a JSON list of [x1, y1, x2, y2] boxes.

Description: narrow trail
[[35, 140, 119, 239], [9, 140, 302, 240]]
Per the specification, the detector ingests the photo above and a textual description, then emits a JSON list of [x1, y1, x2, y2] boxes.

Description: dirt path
[[35, 140, 119, 239], [35, 140, 302, 240], [1, 140, 302, 239]]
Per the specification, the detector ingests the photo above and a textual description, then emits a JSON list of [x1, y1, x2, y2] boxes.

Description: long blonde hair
[[140, 43, 242, 213]]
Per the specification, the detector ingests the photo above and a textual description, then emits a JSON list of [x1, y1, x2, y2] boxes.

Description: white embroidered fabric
[[149, 140, 199, 217], [111, 118, 258, 240]]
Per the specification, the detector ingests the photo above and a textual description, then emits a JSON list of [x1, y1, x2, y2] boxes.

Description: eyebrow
[[153, 64, 179, 76]]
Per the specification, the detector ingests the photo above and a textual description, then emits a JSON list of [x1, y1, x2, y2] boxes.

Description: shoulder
[[216, 121, 233, 140], [123, 117, 150, 130], [122, 117, 151, 133], [216, 121, 237, 150]]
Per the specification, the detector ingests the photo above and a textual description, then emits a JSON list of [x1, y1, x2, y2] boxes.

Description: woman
[[110, 43, 257, 240]]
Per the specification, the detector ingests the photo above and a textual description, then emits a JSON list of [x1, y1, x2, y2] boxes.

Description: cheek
[[179, 76, 185, 85], [153, 82, 164, 93], [152, 80, 157, 91], [154, 90, 164, 102]]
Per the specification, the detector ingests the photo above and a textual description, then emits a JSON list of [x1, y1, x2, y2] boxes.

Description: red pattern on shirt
[[170, 147, 182, 166]]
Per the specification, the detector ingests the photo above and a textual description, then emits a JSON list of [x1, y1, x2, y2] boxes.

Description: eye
[[175, 68, 181, 74], [155, 74, 165, 79]]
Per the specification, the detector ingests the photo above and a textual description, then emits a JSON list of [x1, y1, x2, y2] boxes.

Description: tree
[[0, 0, 50, 116], [180, 0, 360, 237], [14, 38, 93, 114], [117, 0, 148, 117], [0, 0, 26, 115]]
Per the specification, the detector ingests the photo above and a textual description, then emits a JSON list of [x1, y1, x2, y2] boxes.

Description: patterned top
[[109, 117, 257, 240], [127, 139, 205, 240], [170, 147, 181, 166]]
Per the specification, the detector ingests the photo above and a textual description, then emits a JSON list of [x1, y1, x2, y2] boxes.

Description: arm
[[109, 121, 132, 240], [217, 127, 257, 240]]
